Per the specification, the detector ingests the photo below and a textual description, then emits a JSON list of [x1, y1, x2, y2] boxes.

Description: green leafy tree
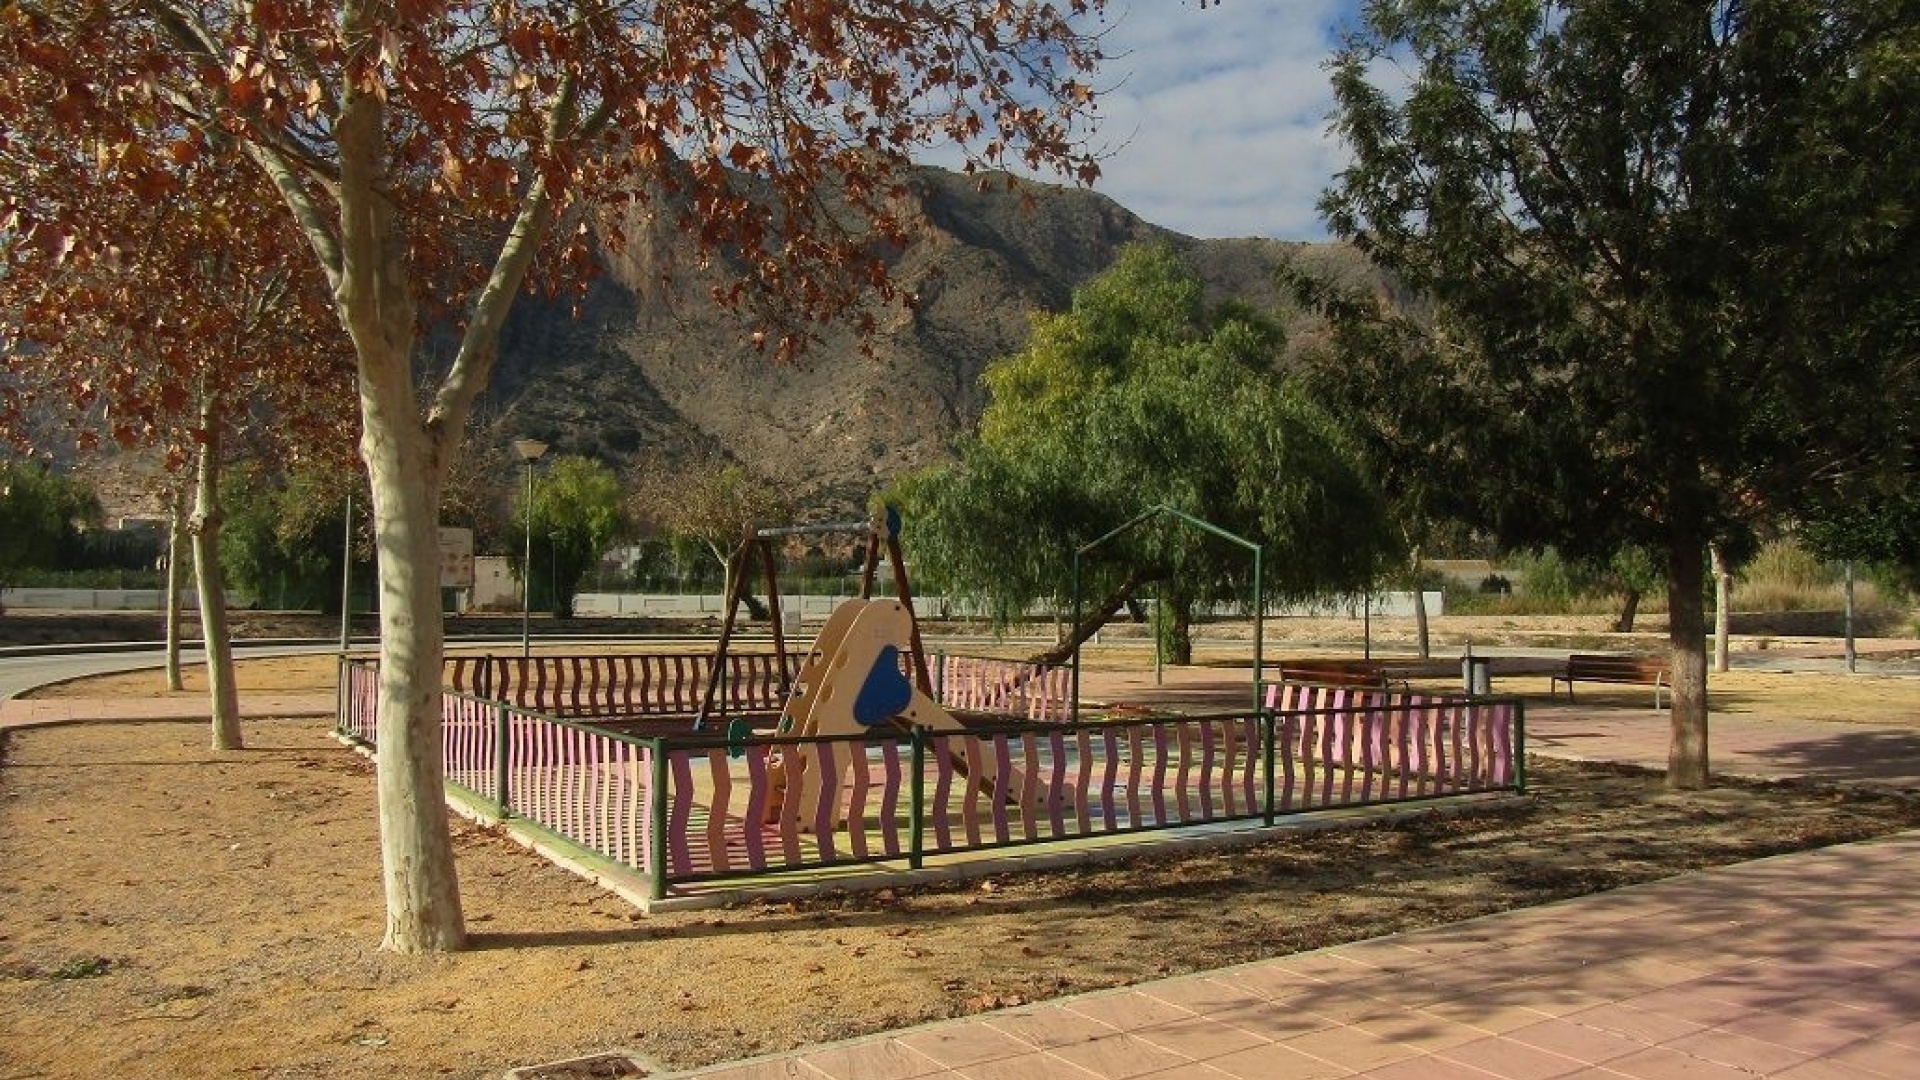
[[1317, 0, 1920, 788], [0, 462, 102, 579], [1801, 489, 1920, 597], [897, 244, 1395, 664], [220, 463, 366, 613], [513, 456, 631, 618]]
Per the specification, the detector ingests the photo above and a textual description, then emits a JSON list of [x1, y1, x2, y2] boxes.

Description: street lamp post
[[513, 438, 548, 658]]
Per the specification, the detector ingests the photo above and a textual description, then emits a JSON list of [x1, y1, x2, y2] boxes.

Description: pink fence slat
[[1098, 728, 1121, 830], [988, 736, 1015, 845], [1216, 720, 1236, 816], [1148, 726, 1170, 826], [1198, 721, 1219, 820], [635, 745, 654, 875], [1296, 709, 1317, 809], [1074, 729, 1095, 834], [1408, 700, 1432, 795], [1407, 698, 1431, 796], [847, 742, 872, 861], [1124, 728, 1146, 826], [1338, 693, 1361, 805], [1353, 706, 1378, 803], [740, 749, 770, 870], [557, 728, 589, 851], [1446, 700, 1466, 793], [1465, 702, 1488, 787], [810, 742, 840, 863], [1045, 731, 1069, 837], [1491, 702, 1514, 785], [667, 750, 696, 875], [776, 752, 804, 866], [929, 735, 955, 852], [1019, 733, 1042, 842], [1318, 695, 1341, 807], [628, 739, 646, 867], [878, 742, 903, 858], [566, 727, 584, 841], [570, 727, 589, 842], [1241, 716, 1262, 813], [518, 714, 540, 823], [959, 737, 987, 847], [706, 749, 733, 874], [1172, 722, 1193, 823]]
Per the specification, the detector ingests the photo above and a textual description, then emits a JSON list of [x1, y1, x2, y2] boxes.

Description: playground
[[331, 514, 1521, 907]]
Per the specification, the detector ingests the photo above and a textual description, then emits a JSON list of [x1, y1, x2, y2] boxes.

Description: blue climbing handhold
[[853, 645, 913, 726]]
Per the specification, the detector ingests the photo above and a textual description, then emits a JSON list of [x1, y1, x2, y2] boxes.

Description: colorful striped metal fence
[[338, 657, 1523, 901]]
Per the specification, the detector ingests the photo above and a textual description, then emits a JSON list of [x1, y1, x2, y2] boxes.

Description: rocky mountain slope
[[476, 166, 1369, 515]]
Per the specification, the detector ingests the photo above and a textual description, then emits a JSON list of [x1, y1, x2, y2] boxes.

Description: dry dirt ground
[[3, 626, 1919, 1080]]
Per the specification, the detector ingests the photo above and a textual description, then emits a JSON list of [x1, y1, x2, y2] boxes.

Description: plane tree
[[1316, 0, 1920, 787], [1, 0, 1111, 951], [0, 131, 354, 748], [897, 244, 1395, 664]]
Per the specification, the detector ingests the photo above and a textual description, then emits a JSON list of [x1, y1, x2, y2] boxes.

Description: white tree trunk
[[271, 68, 561, 953], [1408, 548, 1431, 659], [331, 82, 473, 952], [363, 400, 467, 953], [189, 395, 241, 749], [165, 487, 187, 692], [1710, 543, 1731, 674]]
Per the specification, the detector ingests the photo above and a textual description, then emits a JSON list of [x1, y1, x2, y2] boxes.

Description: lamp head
[[512, 438, 549, 463]]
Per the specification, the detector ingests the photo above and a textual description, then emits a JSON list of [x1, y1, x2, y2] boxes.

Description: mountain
[[477, 166, 1371, 516]]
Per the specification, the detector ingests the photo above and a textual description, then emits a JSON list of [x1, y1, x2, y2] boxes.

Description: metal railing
[[339, 656, 1523, 900]]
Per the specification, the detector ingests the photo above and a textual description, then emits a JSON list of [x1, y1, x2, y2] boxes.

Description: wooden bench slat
[[1551, 653, 1669, 708]]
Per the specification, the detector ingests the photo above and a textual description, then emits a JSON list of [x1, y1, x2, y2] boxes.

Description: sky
[[1078, 1, 1362, 241]]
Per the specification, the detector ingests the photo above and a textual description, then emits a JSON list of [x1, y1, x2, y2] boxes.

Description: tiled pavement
[[660, 832, 1920, 1079]]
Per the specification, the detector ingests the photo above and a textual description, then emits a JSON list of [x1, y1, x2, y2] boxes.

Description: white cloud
[[1082, 1, 1360, 240]]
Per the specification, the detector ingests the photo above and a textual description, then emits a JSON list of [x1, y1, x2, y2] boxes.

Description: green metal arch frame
[[1069, 504, 1263, 721]]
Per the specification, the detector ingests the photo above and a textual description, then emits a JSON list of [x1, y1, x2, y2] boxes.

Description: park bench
[[1273, 659, 1406, 690], [1550, 653, 1669, 709]]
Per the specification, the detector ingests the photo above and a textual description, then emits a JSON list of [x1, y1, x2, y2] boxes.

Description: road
[[2, 629, 1909, 703], [0, 641, 362, 701]]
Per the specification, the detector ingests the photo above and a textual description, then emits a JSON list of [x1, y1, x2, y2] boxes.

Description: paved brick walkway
[[0, 693, 336, 730], [1524, 704, 1920, 791], [658, 831, 1920, 1079]]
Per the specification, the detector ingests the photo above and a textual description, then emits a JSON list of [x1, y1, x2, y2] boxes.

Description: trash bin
[[1461, 656, 1492, 695]]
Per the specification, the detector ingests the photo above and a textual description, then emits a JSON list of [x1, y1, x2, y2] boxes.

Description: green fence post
[[494, 701, 512, 819], [909, 726, 926, 871], [1513, 699, 1527, 794], [1262, 710, 1277, 827], [650, 738, 669, 902]]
